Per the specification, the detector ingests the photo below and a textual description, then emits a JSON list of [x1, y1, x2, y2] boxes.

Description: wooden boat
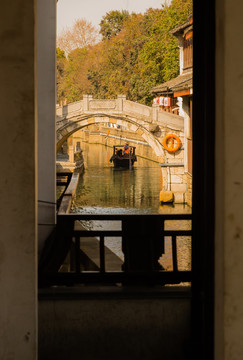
[[109, 145, 137, 169]]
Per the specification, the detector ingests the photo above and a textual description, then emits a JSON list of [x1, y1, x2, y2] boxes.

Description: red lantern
[[164, 97, 171, 107]]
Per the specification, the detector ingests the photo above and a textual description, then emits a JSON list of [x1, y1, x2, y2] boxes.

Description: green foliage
[[57, 0, 192, 105], [56, 48, 67, 102], [56, 47, 66, 59], [58, 48, 92, 103], [99, 10, 129, 40]]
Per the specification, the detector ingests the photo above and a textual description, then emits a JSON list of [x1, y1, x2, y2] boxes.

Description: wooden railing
[[56, 172, 79, 213], [39, 213, 192, 287]]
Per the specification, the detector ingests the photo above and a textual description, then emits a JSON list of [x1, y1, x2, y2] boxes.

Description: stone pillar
[[83, 95, 89, 111], [152, 104, 159, 122], [159, 166, 174, 203], [83, 94, 93, 111], [68, 137, 74, 163], [0, 0, 37, 358], [37, 0, 57, 256]]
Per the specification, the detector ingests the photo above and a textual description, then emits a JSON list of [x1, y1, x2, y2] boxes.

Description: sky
[[57, 0, 165, 35]]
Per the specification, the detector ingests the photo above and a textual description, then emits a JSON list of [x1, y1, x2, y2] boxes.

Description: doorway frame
[[192, 0, 215, 358]]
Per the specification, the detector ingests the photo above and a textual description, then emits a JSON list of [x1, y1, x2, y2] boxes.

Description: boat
[[109, 145, 137, 169]]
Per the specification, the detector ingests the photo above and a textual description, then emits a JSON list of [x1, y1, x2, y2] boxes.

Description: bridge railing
[[56, 96, 185, 133], [39, 213, 192, 287], [56, 100, 84, 118]]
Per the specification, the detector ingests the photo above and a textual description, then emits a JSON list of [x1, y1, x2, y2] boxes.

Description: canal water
[[72, 142, 190, 214], [71, 142, 191, 275]]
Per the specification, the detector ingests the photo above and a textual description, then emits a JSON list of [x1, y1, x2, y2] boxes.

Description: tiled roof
[[170, 20, 191, 35], [170, 13, 193, 36], [150, 71, 193, 95]]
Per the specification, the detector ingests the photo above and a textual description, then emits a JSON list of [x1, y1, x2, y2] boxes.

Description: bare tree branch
[[57, 19, 100, 54]]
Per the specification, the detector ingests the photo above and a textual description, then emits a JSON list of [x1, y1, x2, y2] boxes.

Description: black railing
[[39, 213, 192, 287], [56, 172, 73, 210]]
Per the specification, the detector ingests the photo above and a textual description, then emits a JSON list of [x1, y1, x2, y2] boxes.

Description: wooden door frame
[[192, 0, 215, 358]]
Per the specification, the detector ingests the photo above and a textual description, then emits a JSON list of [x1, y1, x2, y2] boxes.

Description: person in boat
[[123, 143, 129, 155]]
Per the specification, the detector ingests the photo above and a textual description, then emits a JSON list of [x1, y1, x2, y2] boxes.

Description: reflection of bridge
[[56, 95, 187, 202]]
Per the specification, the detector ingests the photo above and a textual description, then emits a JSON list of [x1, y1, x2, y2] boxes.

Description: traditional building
[[151, 15, 193, 205]]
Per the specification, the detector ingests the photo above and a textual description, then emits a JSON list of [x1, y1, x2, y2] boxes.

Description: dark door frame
[[192, 0, 215, 359]]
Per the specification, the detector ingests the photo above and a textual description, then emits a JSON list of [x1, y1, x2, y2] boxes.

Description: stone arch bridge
[[56, 95, 186, 203]]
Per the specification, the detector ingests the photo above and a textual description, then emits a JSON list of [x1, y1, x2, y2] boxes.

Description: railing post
[[117, 95, 126, 112], [38, 215, 74, 276], [83, 94, 88, 111], [152, 104, 159, 122], [75, 235, 81, 273], [99, 235, 105, 273], [172, 235, 178, 272], [83, 94, 93, 111], [122, 217, 164, 277]]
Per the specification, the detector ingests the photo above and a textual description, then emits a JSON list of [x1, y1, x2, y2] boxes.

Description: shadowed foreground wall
[[39, 291, 191, 360], [0, 0, 37, 358], [215, 0, 243, 358]]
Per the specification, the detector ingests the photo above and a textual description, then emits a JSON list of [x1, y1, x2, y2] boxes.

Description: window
[[183, 35, 193, 69]]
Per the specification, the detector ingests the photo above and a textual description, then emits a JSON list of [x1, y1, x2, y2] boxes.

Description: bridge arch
[[56, 113, 171, 191], [56, 113, 166, 162]]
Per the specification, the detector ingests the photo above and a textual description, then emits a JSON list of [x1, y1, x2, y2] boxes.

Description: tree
[[56, 48, 67, 103], [57, 19, 99, 55], [57, 0, 193, 105], [136, 0, 192, 102], [99, 10, 129, 40], [58, 48, 92, 103]]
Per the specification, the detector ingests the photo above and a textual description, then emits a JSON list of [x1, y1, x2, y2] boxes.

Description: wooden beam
[[173, 89, 190, 97]]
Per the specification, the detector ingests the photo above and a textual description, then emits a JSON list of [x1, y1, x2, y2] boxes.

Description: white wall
[[215, 0, 243, 358], [37, 0, 57, 256], [178, 96, 190, 172]]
